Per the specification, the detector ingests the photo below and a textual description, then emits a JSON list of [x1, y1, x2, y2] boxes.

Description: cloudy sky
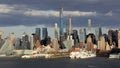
[[0, 0, 120, 38], [0, 0, 119, 27]]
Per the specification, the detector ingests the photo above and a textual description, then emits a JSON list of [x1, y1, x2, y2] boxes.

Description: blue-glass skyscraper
[[42, 28, 48, 40], [59, 7, 64, 36], [35, 28, 41, 40]]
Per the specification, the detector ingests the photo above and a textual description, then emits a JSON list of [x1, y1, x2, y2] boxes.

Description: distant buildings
[[72, 30, 79, 47], [59, 7, 64, 36], [1, 7, 120, 57], [35, 28, 41, 41], [87, 19, 92, 34], [98, 36, 106, 51], [0, 30, 4, 39], [118, 30, 120, 48], [69, 16, 73, 34], [42, 28, 48, 40], [21, 32, 30, 49], [0, 30, 4, 48], [54, 23, 59, 39], [30, 34, 34, 50]]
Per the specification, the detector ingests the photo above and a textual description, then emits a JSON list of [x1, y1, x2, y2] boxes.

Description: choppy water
[[0, 57, 120, 68]]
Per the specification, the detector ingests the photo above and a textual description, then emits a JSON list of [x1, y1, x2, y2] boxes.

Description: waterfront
[[0, 57, 120, 68]]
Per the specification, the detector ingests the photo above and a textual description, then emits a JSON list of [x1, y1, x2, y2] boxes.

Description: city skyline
[[0, 0, 120, 27]]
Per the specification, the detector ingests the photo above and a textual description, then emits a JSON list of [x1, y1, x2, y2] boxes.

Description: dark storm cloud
[[0, 0, 120, 27]]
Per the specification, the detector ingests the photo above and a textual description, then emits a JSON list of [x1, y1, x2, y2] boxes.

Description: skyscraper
[[95, 28, 99, 41], [84, 28, 86, 37], [88, 19, 92, 34], [118, 30, 120, 48], [35, 28, 41, 40], [0, 30, 4, 39], [98, 36, 106, 51], [35, 28, 41, 48], [95, 26, 102, 41], [69, 16, 72, 34], [21, 32, 30, 49], [59, 7, 64, 36], [66, 22, 69, 36], [98, 26, 102, 38], [0, 35, 4, 48], [30, 35, 34, 50], [72, 30, 79, 47], [86, 35, 93, 51], [14, 38, 21, 49], [42, 28, 48, 40], [52, 38, 59, 50], [9, 32, 16, 44], [79, 29, 84, 43], [0, 30, 4, 48], [108, 30, 113, 46], [54, 23, 58, 39]]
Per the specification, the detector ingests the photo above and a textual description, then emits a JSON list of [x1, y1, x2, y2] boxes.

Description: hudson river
[[0, 57, 120, 68]]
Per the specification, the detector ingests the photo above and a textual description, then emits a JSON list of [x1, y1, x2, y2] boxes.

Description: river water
[[0, 57, 120, 68]]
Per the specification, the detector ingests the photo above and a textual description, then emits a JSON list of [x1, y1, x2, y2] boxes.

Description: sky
[[0, 0, 120, 38], [0, 0, 120, 27]]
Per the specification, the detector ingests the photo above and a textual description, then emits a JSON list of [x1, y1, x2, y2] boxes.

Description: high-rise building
[[88, 19, 92, 34], [66, 22, 69, 36], [95, 28, 99, 41], [84, 28, 86, 37], [108, 30, 118, 47], [42, 28, 48, 40], [59, 7, 64, 36], [30, 35, 34, 50], [14, 38, 21, 49], [79, 29, 84, 43], [35, 28, 41, 40], [0, 35, 4, 48], [108, 30, 113, 46], [95, 26, 102, 43], [21, 32, 30, 49], [69, 16, 72, 34], [105, 42, 111, 51], [98, 36, 106, 51], [52, 38, 59, 50], [0, 36, 14, 55], [0, 30, 4, 39], [54, 23, 59, 39], [41, 28, 49, 46], [98, 26, 102, 38], [118, 30, 120, 48], [86, 36, 94, 51], [85, 33, 97, 45], [72, 30, 79, 47], [9, 32, 16, 44]]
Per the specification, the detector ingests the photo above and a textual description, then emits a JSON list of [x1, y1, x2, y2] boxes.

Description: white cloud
[[24, 10, 97, 17], [0, 4, 97, 17], [105, 11, 112, 16], [24, 10, 59, 17], [0, 4, 14, 14], [64, 11, 96, 16]]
